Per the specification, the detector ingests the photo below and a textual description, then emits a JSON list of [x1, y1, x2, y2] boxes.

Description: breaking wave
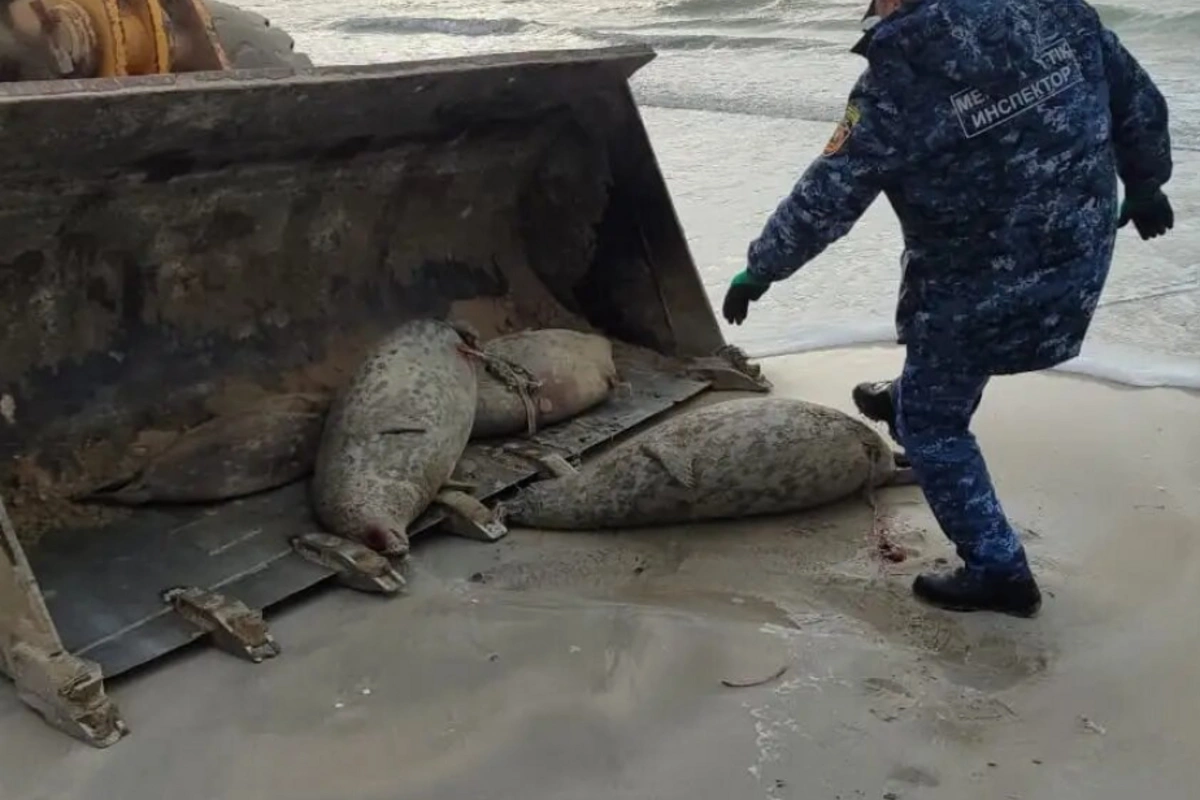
[[619, 16, 785, 31], [325, 10, 1199, 152], [654, 0, 1200, 37], [1092, 5, 1200, 35], [741, 323, 1200, 391], [578, 28, 837, 53], [634, 87, 846, 124], [331, 16, 537, 37], [655, 0, 774, 17], [332, 15, 836, 54], [657, 0, 854, 17]]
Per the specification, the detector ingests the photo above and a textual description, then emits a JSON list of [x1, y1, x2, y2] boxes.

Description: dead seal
[[504, 396, 912, 529], [82, 396, 327, 505], [472, 329, 620, 438], [311, 318, 503, 556]]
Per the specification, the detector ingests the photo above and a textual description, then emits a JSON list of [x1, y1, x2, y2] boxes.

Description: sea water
[[250, 0, 1200, 388]]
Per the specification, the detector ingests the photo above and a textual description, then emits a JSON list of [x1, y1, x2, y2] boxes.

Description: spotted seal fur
[[472, 329, 620, 438], [81, 394, 328, 505], [311, 318, 500, 555], [504, 396, 912, 529]]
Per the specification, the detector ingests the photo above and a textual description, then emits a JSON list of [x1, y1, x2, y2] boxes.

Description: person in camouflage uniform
[[723, 0, 1174, 617]]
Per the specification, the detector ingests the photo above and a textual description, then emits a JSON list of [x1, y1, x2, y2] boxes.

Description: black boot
[[852, 380, 897, 437], [912, 567, 1042, 618]]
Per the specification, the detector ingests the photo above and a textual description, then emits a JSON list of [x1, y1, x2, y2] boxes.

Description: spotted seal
[[82, 394, 329, 505], [311, 318, 503, 556], [504, 396, 912, 529], [472, 329, 620, 438]]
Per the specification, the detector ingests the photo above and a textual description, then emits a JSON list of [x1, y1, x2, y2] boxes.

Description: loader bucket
[[0, 44, 730, 708]]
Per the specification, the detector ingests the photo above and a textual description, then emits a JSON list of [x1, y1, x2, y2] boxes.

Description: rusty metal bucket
[[0, 45, 736, 745]]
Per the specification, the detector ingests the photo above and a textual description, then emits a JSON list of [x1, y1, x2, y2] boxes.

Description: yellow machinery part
[[61, 0, 134, 75], [8, 0, 229, 77], [63, 0, 171, 75], [112, 0, 171, 74]]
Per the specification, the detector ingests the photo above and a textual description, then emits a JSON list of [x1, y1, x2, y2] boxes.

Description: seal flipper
[[640, 442, 697, 489], [434, 489, 508, 542]]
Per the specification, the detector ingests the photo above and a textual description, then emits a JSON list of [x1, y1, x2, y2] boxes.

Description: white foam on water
[[1051, 345, 1200, 390], [736, 322, 1200, 390]]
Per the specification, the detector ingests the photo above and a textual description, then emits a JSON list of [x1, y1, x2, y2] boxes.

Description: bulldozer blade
[[0, 496, 128, 748], [0, 47, 728, 681]]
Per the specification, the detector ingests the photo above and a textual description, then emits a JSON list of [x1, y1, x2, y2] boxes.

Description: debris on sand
[[5, 449, 140, 545], [869, 511, 909, 564], [721, 665, 788, 689]]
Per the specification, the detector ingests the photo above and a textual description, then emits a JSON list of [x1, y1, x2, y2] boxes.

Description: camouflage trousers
[[892, 356, 1030, 576]]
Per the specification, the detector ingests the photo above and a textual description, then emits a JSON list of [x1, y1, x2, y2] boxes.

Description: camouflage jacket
[[745, 0, 1172, 374]]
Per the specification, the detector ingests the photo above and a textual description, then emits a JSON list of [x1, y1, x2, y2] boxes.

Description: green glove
[[1118, 187, 1174, 241], [722, 270, 770, 325]]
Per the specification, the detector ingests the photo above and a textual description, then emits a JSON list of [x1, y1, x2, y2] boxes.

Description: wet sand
[[2, 345, 1198, 800]]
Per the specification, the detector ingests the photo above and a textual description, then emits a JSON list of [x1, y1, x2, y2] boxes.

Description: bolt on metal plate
[[291, 532, 406, 594], [162, 586, 281, 663]]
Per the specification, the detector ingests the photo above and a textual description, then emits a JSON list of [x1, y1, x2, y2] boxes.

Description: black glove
[[722, 271, 770, 325], [1119, 188, 1174, 241]]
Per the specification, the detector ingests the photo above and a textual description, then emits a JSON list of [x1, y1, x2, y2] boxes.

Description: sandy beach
[[2, 345, 1198, 800]]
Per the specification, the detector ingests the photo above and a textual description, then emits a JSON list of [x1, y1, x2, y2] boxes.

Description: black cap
[[854, 1, 883, 55], [852, 0, 884, 56]]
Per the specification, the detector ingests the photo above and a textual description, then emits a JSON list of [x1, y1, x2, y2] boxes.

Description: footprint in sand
[[803, 564, 1057, 691]]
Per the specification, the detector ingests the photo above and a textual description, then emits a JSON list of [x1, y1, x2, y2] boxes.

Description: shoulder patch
[[823, 103, 862, 156]]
